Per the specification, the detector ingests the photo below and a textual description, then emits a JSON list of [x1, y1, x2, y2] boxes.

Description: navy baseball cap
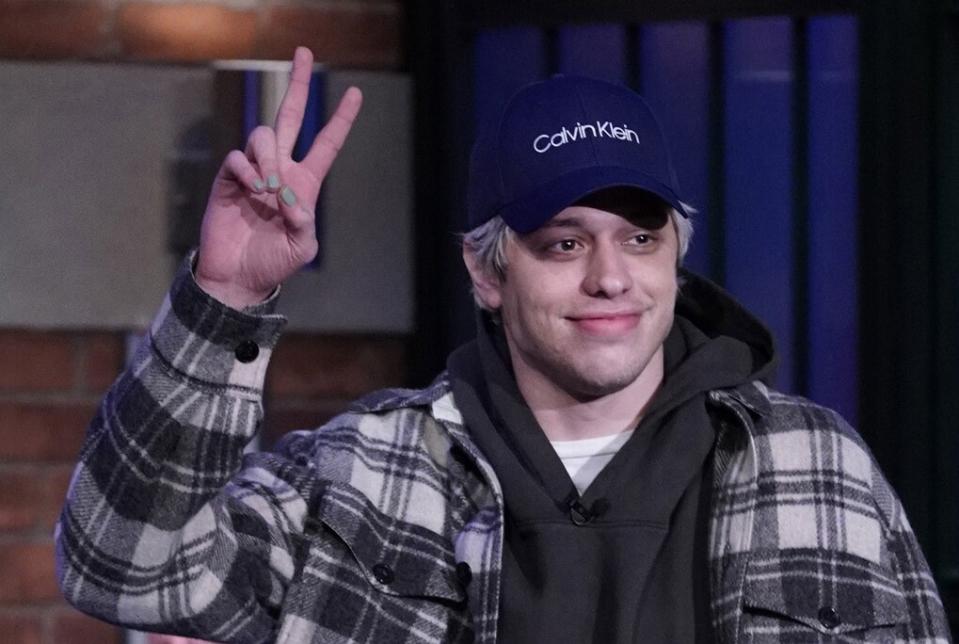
[[467, 75, 689, 234]]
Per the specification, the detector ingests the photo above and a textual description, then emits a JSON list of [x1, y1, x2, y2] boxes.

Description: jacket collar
[[349, 371, 773, 461], [347, 373, 452, 414], [350, 371, 772, 428], [708, 381, 772, 419]]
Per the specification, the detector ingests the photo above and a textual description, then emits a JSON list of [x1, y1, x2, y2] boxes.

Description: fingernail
[[253, 179, 265, 192], [267, 175, 280, 190], [280, 186, 297, 206]]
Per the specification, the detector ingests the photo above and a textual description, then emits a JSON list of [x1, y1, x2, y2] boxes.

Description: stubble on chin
[[522, 341, 652, 401]]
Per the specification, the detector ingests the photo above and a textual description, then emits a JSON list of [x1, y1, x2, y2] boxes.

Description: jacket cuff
[[148, 251, 287, 394]]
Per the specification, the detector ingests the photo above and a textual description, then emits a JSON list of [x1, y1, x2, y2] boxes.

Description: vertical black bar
[[791, 17, 810, 396], [932, 5, 959, 629], [859, 0, 938, 559], [858, 2, 897, 473], [408, 0, 476, 383], [626, 23, 642, 90], [939, 0, 959, 600], [545, 26, 560, 74], [707, 20, 727, 285]]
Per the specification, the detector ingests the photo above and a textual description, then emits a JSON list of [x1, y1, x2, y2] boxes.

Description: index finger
[[274, 46, 314, 158], [301, 86, 363, 180]]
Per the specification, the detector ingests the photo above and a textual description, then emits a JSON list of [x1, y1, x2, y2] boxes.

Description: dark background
[[408, 0, 959, 631]]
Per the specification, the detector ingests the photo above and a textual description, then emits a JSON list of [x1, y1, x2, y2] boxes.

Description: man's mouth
[[567, 312, 642, 335]]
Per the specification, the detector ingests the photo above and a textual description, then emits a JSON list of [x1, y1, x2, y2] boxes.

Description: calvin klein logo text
[[533, 121, 640, 153]]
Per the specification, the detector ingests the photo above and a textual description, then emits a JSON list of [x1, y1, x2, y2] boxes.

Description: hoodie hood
[[674, 268, 777, 386]]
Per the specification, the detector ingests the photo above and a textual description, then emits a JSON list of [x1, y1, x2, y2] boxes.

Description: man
[[56, 47, 951, 642]]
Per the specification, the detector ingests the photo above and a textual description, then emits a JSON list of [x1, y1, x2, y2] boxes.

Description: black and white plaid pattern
[[706, 386, 950, 642], [56, 258, 951, 643]]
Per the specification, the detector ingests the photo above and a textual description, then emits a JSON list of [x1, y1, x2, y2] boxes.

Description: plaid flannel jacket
[[56, 261, 952, 643]]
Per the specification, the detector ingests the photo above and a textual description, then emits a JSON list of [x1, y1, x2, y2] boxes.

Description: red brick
[[256, 5, 402, 68], [262, 401, 351, 447], [51, 607, 122, 644], [0, 611, 42, 644], [0, 403, 92, 463], [0, 470, 45, 532], [0, 0, 110, 59], [0, 541, 59, 603], [0, 330, 75, 393], [119, 3, 257, 62], [267, 335, 406, 399], [39, 467, 74, 530], [82, 333, 124, 394], [0, 466, 74, 532], [0, 470, 41, 531]]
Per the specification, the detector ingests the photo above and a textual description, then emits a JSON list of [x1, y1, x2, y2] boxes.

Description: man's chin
[[558, 366, 644, 401]]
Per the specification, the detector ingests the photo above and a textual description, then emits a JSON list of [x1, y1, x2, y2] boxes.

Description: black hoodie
[[447, 270, 775, 643]]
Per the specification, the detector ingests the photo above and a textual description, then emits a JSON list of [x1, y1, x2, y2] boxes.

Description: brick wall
[[0, 330, 125, 643], [263, 333, 407, 446], [0, 1, 406, 641], [0, 0, 403, 66]]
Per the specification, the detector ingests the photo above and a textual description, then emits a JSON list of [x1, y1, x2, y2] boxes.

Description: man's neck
[[511, 347, 665, 442]]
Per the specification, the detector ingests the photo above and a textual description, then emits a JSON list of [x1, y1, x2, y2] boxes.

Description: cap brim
[[497, 166, 688, 234]]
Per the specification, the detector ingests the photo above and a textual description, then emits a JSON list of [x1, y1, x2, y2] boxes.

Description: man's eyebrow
[[539, 216, 584, 229], [539, 215, 662, 231]]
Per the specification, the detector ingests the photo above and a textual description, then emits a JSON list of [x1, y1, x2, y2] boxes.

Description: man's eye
[[552, 239, 579, 252], [627, 233, 653, 246]]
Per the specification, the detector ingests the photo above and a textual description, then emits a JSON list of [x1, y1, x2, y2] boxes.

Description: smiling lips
[[567, 312, 642, 335]]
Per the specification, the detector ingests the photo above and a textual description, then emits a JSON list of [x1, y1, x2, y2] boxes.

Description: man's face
[[478, 195, 679, 400]]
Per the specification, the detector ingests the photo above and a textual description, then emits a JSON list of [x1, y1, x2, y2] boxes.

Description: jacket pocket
[[278, 483, 472, 644], [741, 549, 907, 639], [312, 483, 466, 604]]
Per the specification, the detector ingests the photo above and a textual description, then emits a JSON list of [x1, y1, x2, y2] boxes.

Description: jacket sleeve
[[871, 462, 954, 642], [55, 255, 305, 643], [824, 406, 951, 642]]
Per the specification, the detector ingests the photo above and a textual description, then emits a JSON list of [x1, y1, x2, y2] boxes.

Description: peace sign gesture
[[195, 47, 363, 309]]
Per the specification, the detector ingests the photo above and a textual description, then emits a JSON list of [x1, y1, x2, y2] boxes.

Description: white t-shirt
[[549, 430, 635, 495]]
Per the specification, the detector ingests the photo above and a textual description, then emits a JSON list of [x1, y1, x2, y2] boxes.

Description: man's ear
[[462, 245, 503, 310]]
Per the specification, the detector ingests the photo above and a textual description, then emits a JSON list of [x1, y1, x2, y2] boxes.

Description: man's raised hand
[[195, 47, 363, 309]]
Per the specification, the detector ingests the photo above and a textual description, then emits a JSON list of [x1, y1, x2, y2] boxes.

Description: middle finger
[[275, 47, 314, 159]]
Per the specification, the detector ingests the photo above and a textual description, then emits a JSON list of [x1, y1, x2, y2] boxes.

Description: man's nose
[[582, 242, 632, 297]]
